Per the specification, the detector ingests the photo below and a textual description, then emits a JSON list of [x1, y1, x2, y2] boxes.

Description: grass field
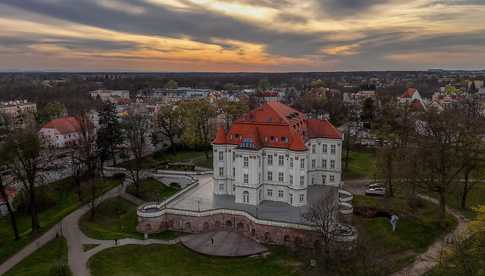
[[353, 195, 457, 273], [0, 177, 121, 264], [79, 197, 179, 240], [89, 244, 302, 276], [4, 237, 71, 276], [343, 149, 377, 180], [126, 178, 180, 202]]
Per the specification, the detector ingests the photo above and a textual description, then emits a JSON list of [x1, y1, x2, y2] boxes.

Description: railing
[[137, 202, 164, 218], [338, 202, 353, 215], [338, 189, 353, 203]]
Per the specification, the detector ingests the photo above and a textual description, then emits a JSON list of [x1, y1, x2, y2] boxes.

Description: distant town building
[[38, 116, 94, 148], [398, 88, 426, 111], [90, 90, 130, 104], [0, 100, 37, 128], [212, 101, 343, 207]]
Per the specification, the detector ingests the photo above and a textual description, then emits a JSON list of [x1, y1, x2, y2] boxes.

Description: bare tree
[[123, 111, 150, 196], [155, 104, 184, 154], [456, 99, 485, 210], [412, 108, 468, 224], [303, 190, 340, 265], [3, 129, 45, 233], [0, 169, 19, 240], [72, 112, 99, 219]]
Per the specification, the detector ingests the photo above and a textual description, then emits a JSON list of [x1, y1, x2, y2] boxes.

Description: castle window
[[289, 157, 293, 168], [233, 167, 235, 177], [322, 144, 328, 153], [267, 155, 273, 166], [218, 151, 224, 161], [278, 190, 284, 198], [330, 160, 335, 169], [312, 159, 316, 169], [278, 155, 284, 166], [278, 172, 284, 182], [322, 159, 327, 169], [267, 189, 273, 197], [330, 145, 336, 154], [300, 194, 304, 202], [267, 171, 273, 181], [300, 158, 305, 169], [290, 175, 293, 185], [219, 167, 224, 177], [330, 175, 335, 182], [232, 152, 235, 161], [243, 156, 249, 167], [300, 175, 305, 186], [219, 183, 224, 191], [243, 173, 249, 184], [312, 144, 316, 154]]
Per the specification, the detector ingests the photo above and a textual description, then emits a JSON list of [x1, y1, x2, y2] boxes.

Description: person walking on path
[[390, 214, 399, 232]]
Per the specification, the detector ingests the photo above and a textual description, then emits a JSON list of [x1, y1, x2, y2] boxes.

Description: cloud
[[1, 0, 485, 71], [315, 0, 390, 17], [1, 0, 336, 58]]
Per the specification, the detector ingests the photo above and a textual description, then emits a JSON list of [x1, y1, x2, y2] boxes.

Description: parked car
[[368, 183, 384, 189], [365, 184, 386, 196]]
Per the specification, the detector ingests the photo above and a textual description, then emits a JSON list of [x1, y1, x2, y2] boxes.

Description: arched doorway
[[237, 222, 244, 232], [203, 222, 210, 231], [184, 222, 192, 232]]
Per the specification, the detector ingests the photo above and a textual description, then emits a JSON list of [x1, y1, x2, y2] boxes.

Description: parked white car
[[365, 184, 386, 196]]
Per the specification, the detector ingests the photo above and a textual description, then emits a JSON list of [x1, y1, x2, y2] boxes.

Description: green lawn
[[120, 149, 212, 170], [79, 197, 179, 240], [343, 149, 377, 180], [126, 178, 180, 202], [4, 237, 71, 276], [353, 195, 457, 273], [0, 177, 121, 264], [89, 244, 302, 276]]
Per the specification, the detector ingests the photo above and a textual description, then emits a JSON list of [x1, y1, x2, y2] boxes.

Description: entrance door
[[243, 191, 249, 203]]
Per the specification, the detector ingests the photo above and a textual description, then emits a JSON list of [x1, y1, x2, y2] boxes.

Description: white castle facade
[[212, 102, 343, 207]]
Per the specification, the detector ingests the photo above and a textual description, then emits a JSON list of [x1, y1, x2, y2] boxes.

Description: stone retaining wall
[[138, 213, 324, 248]]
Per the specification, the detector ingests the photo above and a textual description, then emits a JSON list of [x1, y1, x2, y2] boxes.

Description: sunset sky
[[1, 0, 485, 72]]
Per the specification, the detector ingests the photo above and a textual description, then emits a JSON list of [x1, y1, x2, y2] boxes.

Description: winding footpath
[[0, 177, 182, 276], [392, 195, 471, 276], [0, 177, 474, 276], [345, 178, 472, 276]]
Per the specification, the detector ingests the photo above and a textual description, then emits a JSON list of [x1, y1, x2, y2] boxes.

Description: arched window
[[243, 191, 249, 203]]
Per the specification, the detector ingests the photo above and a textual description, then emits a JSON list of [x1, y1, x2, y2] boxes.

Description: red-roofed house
[[39, 116, 94, 148], [213, 101, 343, 207], [398, 88, 426, 111]]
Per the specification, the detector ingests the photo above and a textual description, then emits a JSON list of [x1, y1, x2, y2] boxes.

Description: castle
[[212, 101, 343, 207]]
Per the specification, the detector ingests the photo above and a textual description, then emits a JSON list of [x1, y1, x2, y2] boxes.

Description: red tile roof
[[411, 99, 425, 111], [41, 116, 85, 135], [213, 102, 341, 151], [401, 88, 417, 98], [213, 127, 227, 144]]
